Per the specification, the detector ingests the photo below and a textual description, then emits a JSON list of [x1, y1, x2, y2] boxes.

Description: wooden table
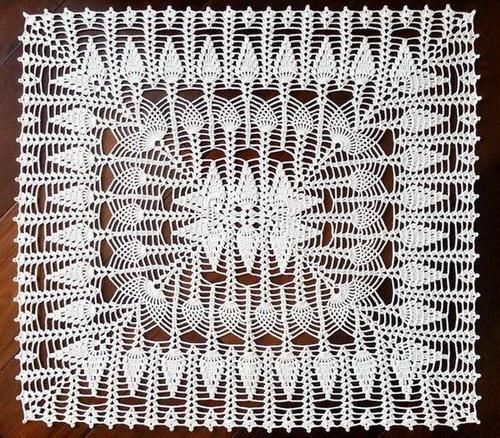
[[0, 0, 498, 436]]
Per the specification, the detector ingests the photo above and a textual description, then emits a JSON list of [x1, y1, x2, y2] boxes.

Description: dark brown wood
[[0, 0, 499, 437], [0, 205, 19, 371]]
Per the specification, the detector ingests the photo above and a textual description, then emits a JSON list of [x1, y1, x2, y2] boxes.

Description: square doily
[[15, 6, 480, 431]]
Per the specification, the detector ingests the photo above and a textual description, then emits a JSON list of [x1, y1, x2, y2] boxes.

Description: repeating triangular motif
[[15, 6, 480, 431]]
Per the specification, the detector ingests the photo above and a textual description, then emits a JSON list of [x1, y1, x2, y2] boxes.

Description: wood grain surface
[[0, 0, 498, 437]]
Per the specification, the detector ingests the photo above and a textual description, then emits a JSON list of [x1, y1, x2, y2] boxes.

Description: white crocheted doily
[[15, 6, 480, 431]]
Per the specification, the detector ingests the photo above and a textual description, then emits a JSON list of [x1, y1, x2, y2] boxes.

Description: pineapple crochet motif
[[15, 5, 480, 431]]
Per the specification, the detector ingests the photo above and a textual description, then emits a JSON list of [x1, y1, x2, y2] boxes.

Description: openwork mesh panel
[[15, 6, 480, 431]]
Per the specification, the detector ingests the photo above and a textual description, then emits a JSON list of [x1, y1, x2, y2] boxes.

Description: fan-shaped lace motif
[[15, 6, 480, 431]]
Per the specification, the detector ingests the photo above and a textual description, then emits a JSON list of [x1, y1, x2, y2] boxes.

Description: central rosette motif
[[174, 161, 322, 273]]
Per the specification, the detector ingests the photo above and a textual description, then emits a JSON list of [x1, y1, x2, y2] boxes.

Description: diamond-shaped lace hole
[[326, 330, 354, 345], [99, 239, 113, 266], [377, 278, 393, 305], [181, 330, 206, 344], [177, 89, 204, 101], [253, 89, 279, 100], [100, 163, 113, 192], [292, 333, 318, 345], [326, 90, 353, 106], [382, 200, 394, 233], [101, 276, 117, 303], [290, 90, 317, 103], [101, 127, 117, 155], [255, 333, 281, 346], [142, 89, 167, 103], [236, 273, 259, 285], [381, 240, 393, 269], [99, 201, 112, 229], [144, 325, 170, 342], [236, 148, 259, 161], [380, 129, 394, 157], [218, 333, 244, 345]]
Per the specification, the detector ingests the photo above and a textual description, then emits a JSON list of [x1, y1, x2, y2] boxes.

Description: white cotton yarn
[[15, 6, 480, 431]]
